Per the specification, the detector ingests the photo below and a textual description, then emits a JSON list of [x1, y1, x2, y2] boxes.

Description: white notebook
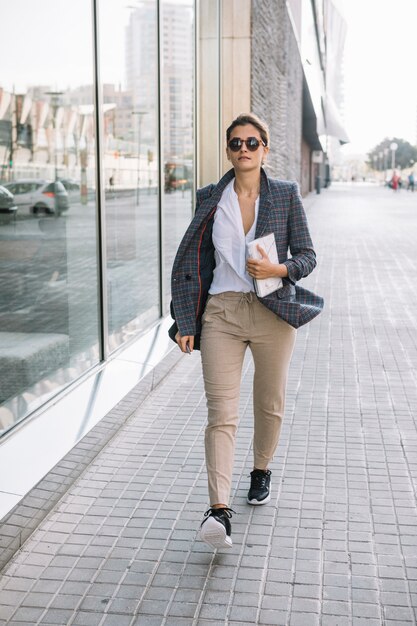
[[246, 232, 283, 297]]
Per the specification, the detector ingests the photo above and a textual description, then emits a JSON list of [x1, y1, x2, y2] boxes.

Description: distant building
[[125, 0, 193, 159]]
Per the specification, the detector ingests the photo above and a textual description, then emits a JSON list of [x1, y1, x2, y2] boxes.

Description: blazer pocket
[[276, 283, 296, 300]]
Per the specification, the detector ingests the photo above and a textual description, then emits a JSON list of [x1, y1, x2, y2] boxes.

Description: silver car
[[0, 185, 18, 222], [3, 179, 69, 215]]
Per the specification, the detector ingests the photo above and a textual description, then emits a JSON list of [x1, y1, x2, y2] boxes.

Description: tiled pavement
[[1, 182, 417, 626]]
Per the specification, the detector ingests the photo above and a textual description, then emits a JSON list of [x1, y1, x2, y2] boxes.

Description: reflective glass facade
[[0, 0, 195, 436], [161, 0, 195, 306], [100, 0, 161, 349]]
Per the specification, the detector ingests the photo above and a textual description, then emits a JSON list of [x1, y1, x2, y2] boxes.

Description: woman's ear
[[262, 146, 270, 165]]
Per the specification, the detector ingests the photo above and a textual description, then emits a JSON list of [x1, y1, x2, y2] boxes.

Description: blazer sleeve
[[282, 182, 317, 284]]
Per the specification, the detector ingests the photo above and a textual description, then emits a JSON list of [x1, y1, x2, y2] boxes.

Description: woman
[[169, 113, 323, 549]]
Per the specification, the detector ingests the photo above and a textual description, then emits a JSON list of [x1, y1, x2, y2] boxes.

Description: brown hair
[[226, 113, 270, 146]]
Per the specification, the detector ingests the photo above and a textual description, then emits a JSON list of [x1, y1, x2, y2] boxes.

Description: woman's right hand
[[175, 332, 194, 354]]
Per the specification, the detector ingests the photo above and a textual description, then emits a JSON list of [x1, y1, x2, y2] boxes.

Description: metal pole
[[383, 149, 388, 182], [390, 142, 398, 172], [91, 0, 109, 361], [132, 111, 147, 205], [45, 91, 64, 214], [136, 113, 142, 205]]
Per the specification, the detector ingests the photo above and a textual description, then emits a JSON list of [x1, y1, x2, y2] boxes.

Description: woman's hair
[[226, 113, 270, 147]]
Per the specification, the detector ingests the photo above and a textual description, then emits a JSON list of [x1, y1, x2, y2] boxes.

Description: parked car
[[2, 179, 69, 215], [58, 178, 80, 203], [0, 185, 18, 219]]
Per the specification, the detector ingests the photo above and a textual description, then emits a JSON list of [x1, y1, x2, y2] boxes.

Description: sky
[[341, 0, 417, 155], [0, 0, 190, 93]]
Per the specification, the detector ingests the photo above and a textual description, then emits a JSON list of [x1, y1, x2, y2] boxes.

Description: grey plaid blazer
[[169, 168, 323, 349]]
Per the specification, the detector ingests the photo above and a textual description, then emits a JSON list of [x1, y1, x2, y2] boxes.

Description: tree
[[367, 138, 417, 171]]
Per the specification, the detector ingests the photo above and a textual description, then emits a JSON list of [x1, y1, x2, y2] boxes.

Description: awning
[[302, 80, 350, 149], [302, 76, 324, 151], [325, 94, 349, 144]]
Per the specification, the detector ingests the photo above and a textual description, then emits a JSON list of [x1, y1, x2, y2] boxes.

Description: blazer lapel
[[189, 167, 272, 236], [196, 168, 235, 219], [255, 169, 272, 238], [174, 169, 235, 266]]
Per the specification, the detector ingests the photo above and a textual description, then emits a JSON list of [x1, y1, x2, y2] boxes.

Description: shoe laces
[[204, 507, 235, 519], [250, 469, 271, 488]]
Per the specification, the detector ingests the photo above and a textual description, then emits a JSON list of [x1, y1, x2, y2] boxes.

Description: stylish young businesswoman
[[169, 113, 323, 549]]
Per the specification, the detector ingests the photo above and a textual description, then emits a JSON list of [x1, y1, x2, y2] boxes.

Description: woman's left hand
[[246, 245, 287, 279]]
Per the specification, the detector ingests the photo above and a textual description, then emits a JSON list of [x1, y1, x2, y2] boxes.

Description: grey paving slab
[[1, 183, 417, 625]]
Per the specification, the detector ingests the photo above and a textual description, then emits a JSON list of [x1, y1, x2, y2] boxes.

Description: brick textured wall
[[251, 0, 303, 183], [301, 137, 312, 195]]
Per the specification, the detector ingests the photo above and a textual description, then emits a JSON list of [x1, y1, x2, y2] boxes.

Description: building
[[0, 0, 346, 517]]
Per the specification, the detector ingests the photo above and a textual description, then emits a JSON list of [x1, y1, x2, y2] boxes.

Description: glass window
[[99, 0, 160, 351], [162, 0, 195, 310], [0, 0, 100, 435]]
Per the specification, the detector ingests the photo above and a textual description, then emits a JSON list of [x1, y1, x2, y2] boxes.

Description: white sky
[[0, 0, 190, 92], [341, 0, 417, 155]]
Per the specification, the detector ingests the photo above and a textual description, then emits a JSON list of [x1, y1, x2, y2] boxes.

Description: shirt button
[[185, 274, 192, 281]]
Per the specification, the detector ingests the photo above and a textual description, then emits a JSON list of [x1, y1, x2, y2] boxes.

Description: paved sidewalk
[[1, 183, 417, 626]]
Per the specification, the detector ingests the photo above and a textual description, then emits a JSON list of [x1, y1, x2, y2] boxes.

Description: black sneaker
[[247, 469, 271, 505], [199, 507, 234, 549]]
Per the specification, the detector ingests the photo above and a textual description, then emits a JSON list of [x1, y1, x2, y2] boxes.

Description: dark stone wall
[[251, 0, 303, 183]]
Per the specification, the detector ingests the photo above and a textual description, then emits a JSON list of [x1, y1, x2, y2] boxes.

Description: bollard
[[315, 175, 321, 194]]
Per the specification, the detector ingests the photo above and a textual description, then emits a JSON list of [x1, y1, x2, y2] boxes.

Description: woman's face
[[226, 123, 269, 173]]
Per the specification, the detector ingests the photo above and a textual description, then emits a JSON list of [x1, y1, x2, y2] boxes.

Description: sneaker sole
[[247, 486, 271, 506], [199, 517, 232, 549]]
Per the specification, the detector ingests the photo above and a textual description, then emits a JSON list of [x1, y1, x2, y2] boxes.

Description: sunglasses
[[227, 137, 266, 152]]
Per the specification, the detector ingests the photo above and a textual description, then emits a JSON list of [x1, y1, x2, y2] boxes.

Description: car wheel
[[33, 204, 48, 215]]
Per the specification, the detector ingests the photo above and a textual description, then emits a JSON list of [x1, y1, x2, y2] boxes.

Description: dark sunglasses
[[227, 137, 266, 152]]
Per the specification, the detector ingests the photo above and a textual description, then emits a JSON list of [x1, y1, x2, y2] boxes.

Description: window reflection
[[99, 0, 160, 349], [162, 0, 194, 309], [0, 1, 100, 434], [0, 0, 196, 436]]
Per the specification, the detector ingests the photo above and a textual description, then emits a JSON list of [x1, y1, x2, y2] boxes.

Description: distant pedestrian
[[169, 113, 323, 549], [391, 171, 400, 191], [407, 172, 415, 192]]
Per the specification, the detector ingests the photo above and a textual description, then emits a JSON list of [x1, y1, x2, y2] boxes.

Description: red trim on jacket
[[196, 207, 217, 321]]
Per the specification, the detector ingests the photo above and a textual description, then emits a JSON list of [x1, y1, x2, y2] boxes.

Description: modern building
[[0, 0, 346, 517]]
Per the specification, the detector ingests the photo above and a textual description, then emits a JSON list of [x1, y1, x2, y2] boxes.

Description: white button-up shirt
[[209, 180, 260, 294]]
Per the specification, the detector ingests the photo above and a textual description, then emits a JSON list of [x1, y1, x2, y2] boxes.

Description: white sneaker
[[199, 507, 234, 549]]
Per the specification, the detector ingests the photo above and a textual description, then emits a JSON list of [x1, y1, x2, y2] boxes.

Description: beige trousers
[[200, 291, 296, 506]]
